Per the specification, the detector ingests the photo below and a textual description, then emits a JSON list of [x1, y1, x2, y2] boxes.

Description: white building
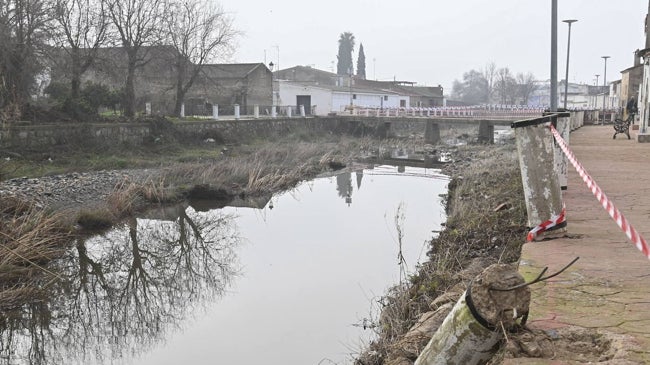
[[276, 80, 409, 116]]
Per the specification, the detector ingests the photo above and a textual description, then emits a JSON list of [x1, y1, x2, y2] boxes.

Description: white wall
[[332, 92, 409, 112], [277, 82, 332, 116]]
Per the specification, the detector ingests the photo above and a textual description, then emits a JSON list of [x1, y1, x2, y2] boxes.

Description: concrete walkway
[[510, 125, 650, 364]]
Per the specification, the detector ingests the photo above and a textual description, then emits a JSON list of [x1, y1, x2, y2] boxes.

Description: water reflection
[[1, 164, 448, 365], [0, 207, 240, 365]]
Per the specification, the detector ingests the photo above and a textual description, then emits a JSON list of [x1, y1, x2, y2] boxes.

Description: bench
[[613, 114, 633, 140]]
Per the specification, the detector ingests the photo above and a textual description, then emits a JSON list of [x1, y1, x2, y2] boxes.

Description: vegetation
[[357, 43, 367, 80], [0, 0, 239, 122], [356, 143, 528, 365], [0, 196, 73, 310], [337, 31, 356, 75], [452, 61, 537, 105]]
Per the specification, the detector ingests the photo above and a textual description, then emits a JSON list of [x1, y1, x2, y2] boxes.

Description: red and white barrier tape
[[548, 123, 650, 259], [527, 204, 566, 242]]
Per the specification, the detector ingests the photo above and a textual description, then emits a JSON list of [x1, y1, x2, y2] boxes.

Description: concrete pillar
[[254, 105, 259, 119], [287, 106, 292, 118], [145, 102, 151, 115], [271, 106, 277, 118], [212, 104, 219, 120], [180, 103, 185, 118], [512, 118, 565, 231], [234, 104, 240, 120], [300, 105, 306, 117], [424, 121, 440, 144], [478, 120, 494, 144], [427, 109, 431, 117], [365, 108, 369, 117], [555, 116, 570, 190]]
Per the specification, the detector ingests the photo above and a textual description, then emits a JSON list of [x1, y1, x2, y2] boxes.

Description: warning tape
[[526, 205, 566, 242], [548, 123, 650, 259]]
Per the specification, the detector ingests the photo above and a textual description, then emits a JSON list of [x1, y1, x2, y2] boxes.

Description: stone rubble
[[0, 169, 153, 211]]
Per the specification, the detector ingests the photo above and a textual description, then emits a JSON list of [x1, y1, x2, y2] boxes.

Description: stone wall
[[0, 117, 395, 150]]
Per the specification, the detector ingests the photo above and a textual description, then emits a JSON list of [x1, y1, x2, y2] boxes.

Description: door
[[296, 95, 312, 115]]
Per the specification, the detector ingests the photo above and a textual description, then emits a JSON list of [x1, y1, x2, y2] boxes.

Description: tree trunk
[[124, 60, 136, 117], [414, 264, 530, 365]]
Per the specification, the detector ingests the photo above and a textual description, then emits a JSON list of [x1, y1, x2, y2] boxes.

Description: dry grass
[[0, 196, 72, 310]]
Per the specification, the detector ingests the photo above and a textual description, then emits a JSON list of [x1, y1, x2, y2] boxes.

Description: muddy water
[[2, 165, 448, 365]]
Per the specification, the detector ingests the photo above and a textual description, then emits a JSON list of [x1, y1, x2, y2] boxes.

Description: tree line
[[451, 62, 537, 105], [0, 0, 238, 121]]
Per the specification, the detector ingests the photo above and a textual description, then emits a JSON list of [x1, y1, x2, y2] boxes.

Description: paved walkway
[[511, 125, 650, 364]]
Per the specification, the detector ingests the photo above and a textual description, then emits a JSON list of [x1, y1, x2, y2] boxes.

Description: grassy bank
[[356, 143, 527, 365]]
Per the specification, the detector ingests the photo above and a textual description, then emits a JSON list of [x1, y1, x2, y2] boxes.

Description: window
[[383, 96, 388, 101], [353, 94, 357, 99]]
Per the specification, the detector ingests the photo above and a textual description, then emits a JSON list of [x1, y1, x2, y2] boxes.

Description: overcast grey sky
[[218, 0, 647, 93]]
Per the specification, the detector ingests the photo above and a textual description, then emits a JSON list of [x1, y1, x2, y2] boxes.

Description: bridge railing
[[340, 105, 547, 119]]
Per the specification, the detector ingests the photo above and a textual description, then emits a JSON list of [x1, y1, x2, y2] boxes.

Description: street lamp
[[594, 74, 599, 86], [562, 19, 577, 110], [602, 56, 610, 123]]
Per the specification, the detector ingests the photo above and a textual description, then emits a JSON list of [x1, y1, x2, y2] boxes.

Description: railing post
[[212, 104, 219, 120], [300, 105, 306, 117], [511, 115, 565, 235], [145, 102, 151, 115], [234, 104, 240, 120], [271, 106, 277, 118], [254, 105, 259, 119], [180, 103, 185, 118], [287, 106, 292, 118]]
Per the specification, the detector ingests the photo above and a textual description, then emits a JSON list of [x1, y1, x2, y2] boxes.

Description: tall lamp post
[[602, 56, 610, 123], [594, 74, 599, 86], [562, 19, 577, 110], [550, 0, 558, 111]]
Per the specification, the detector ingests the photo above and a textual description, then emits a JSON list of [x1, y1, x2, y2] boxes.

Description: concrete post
[[478, 120, 494, 144], [287, 106, 292, 118], [271, 106, 277, 118], [300, 105, 306, 117], [213, 105, 219, 120], [145, 102, 151, 115], [512, 117, 565, 232], [427, 109, 431, 117], [234, 104, 240, 120], [415, 264, 529, 365], [254, 105, 259, 119], [555, 116, 570, 190], [424, 121, 440, 144], [365, 108, 369, 117], [180, 103, 185, 118]]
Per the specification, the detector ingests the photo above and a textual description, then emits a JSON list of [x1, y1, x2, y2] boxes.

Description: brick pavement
[[509, 125, 650, 364]]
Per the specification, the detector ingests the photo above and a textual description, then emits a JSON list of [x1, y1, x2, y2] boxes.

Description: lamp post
[[594, 74, 599, 86], [562, 19, 577, 110], [550, 0, 558, 111], [602, 56, 610, 123]]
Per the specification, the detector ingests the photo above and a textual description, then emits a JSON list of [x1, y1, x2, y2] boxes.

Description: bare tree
[[516, 72, 537, 106], [106, 0, 167, 117], [166, 0, 237, 117], [482, 61, 497, 103], [495, 67, 517, 104], [0, 0, 52, 116], [51, 0, 110, 99]]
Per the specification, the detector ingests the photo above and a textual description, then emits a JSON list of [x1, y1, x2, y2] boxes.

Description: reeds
[[0, 196, 72, 309]]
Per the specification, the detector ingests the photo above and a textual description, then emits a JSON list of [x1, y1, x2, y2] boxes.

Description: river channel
[[3, 164, 449, 365]]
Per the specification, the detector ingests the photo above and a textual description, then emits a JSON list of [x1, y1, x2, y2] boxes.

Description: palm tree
[[337, 32, 355, 75]]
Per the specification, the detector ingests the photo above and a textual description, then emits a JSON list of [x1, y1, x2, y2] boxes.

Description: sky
[[217, 0, 648, 94]]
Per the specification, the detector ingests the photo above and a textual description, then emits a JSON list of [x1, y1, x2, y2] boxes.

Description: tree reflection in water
[[0, 206, 241, 364]]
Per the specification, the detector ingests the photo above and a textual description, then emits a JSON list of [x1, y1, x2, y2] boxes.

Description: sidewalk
[[512, 125, 650, 364]]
